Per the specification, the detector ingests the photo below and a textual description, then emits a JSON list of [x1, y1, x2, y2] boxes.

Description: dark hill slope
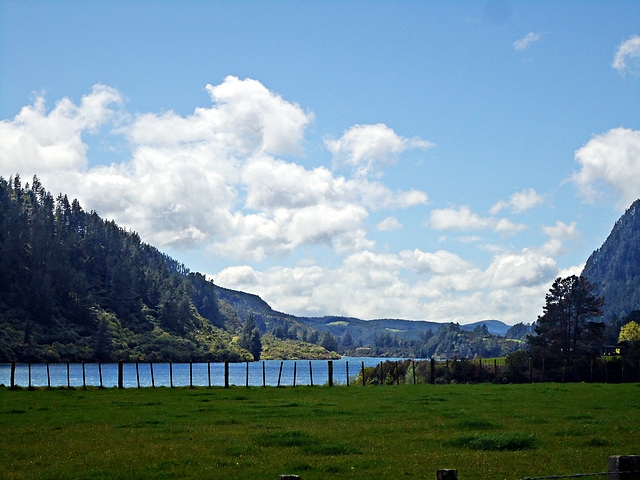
[[0, 176, 244, 362], [582, 199, 640, 321]]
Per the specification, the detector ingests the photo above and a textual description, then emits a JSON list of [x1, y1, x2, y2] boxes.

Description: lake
[[0, 357, 413, 388]]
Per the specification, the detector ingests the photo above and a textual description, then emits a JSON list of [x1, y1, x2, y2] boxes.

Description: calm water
[[0, 357, 412, 388]]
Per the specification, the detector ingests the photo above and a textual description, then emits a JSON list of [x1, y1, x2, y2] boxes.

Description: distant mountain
[[582, 199, 640, 321], [215, 286, 511, 344], [461, 320, 511, 336]]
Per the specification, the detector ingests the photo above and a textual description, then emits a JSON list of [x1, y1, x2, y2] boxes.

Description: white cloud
[[213, 244, 560, 324], [513, 32, 547, 51], [429, 205, 492, 231], [494, 218, 528, 235], [490, 188, 544, 214], [484, 249, 558, 289], [325, 123, 434, 177], [572, 127, 640, 209], [540, 221, 580, 256], [429, 205, 526, 235], [1, 78, 432, 257], [400, 249, 475, 276], [612, 34, 640, 75], [377, 216, 402, 231], [0, 84, 122, 175]]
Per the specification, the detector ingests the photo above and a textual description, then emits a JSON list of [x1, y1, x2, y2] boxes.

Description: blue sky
[[1, 1, 639, 325]]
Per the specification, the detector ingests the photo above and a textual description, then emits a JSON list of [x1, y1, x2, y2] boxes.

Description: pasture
[[1, 383, 638, 480]]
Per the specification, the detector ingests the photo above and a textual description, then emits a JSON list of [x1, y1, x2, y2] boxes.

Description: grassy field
[[1, 383, 638, 480]]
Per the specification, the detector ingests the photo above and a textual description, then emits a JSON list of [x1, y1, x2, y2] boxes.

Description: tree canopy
[[529, 275, 605, 364]]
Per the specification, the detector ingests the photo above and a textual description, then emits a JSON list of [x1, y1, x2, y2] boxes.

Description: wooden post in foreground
[[293, 362, 297, 387], [309, 361, 313, 387], [10, 361, 15, 388], [150, 363, 154, 388], [224, 361, 229, 388], [609, 455, 640, 480], [346, 361, 349, 386], [47, 363, 51, 388], [328, 360, 333, 387], [437, 469, 458, 480], [118, 360, 124, 389]]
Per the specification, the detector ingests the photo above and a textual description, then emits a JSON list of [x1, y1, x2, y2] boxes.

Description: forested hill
[[0, 176, 250, 362], [582, 198, 640, 322]]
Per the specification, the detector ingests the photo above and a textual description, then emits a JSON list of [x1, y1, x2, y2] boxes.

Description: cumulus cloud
[[540, 221, 580, 256], [490, 188, 545, 214], [572, 127, 640, 209], [325, 123, 434, 177], [612, 34, 640, 75], [0, 84, 122, 175], [214, 243, 559, 323], [428, 205, 526, 235], [377, 216, 402, 231], [429, 206, 492, 231], [513, 32, 547, 51], [494, 218, 528, 235], [0, 78, 431, 259]]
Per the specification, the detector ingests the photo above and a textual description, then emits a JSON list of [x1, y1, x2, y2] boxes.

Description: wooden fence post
[[293, 362, 297, 387], [118, 360, 124, 389], [437, 469, 458, 480], [82, 362, 86, 388], [277, 361, 283, 387], [379, 361, 383, 384], [609, 455, 640, 480], [309, 361, 313, 387], [346, 361, 349, 386], [150, 363, 154, 388], [136, 362, 140, 388], [328, 360, 333, 387], [170, 362, 173, 388], [47, 363, 51, 388], [10, 361, 15, 388], [224, 361, 229, 388], [99, 362, 103, 388], [494, 359, 498, 381]]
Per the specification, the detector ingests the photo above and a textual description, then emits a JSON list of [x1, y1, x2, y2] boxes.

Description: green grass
[[0, 383, 638, 480]]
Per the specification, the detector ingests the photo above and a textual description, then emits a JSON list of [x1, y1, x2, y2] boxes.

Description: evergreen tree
[[529, 275, 605, 364]]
